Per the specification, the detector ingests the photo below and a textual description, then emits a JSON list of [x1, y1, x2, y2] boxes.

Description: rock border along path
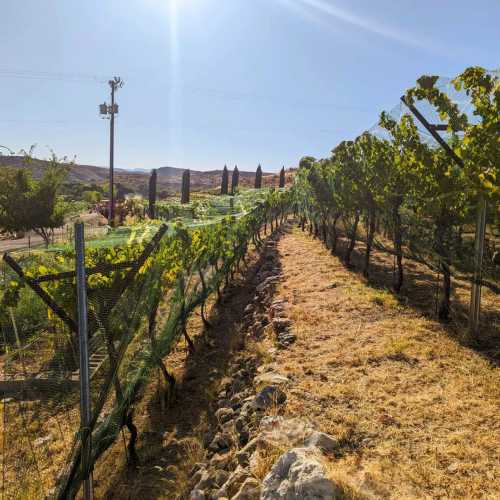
[[186, 225, 343, 500]]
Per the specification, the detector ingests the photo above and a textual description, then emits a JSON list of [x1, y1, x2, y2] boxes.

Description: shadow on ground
[[305, 225, 500, 366]]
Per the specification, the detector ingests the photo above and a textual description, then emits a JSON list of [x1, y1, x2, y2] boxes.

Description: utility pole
[[100, 77, 124, 227]]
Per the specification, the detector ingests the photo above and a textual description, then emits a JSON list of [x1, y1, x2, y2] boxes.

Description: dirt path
[[268, 225, 499, 499], [92, 231, 284, 499]]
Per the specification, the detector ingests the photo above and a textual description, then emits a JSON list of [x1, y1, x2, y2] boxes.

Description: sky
[[0, 0, 498, 172]]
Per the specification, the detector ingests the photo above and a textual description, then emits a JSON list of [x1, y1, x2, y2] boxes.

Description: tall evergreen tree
[[279, 166, 286, 188], [221, 165, 229, 195], [148, 169, 157, 218], [181, 169, 190, 204], [255, 164, 262, 189], [231, 165, 239, 194]]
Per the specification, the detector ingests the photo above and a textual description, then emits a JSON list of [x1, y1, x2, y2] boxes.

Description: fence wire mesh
[[0, 188, 290, 499]]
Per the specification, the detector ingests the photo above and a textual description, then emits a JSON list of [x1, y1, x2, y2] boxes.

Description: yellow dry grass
[[273, 226, 499, 499]]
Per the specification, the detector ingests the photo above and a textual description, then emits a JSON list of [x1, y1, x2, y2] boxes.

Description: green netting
[[0, 188, 291, 499]]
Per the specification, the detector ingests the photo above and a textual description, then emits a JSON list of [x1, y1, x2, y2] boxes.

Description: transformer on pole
[[99, 77, 124, 227]]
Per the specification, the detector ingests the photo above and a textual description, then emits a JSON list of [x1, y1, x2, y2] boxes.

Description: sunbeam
[[277, 0, 438, 52]]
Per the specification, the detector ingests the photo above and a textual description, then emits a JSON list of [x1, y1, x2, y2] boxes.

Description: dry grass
[[251, 442, 287, 481], [273, 226, 500, 499]]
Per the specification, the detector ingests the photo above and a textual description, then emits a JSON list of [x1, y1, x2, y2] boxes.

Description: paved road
[[0, 213, 107, 254]]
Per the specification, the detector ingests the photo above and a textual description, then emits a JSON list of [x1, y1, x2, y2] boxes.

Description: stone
[[220, 376, 233, 390], [203, 430, 216, 448], [277, 333, 297, 347], [232, 477, 261, 500], [191, 468, 206, 487], [269, 300, 287, 320], [189, 489, 206, 500], [259, 416, 285, 430], [272, 318, 292, 334], [259, 417, 315, 449], [261, 447, 341, 499], [238, 429, 250, 446], [256, 276, 280, 294], [220, 465, 251, 498], [304, 432, 340, 453], [210, 453, 232, 470], [253, 385, 287, 410], [209, 432, 233, 452], [236, 450, 250, 466], [239, 401, 255, 418], [194, 470, 214, 491], [255, 372, 290, 388], [190, 463, 206, 476], [235, 416, 247, 433], [252, 321, 264, 336], [215, 407, 234, 424], [244, 304, 254, 314], [214, 469, 230, 487]]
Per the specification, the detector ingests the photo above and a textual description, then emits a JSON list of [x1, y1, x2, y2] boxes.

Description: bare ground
[[267, 225, 499, 499]]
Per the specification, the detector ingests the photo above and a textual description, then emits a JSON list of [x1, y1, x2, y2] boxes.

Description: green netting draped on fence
[[0, 188, 291, 499]]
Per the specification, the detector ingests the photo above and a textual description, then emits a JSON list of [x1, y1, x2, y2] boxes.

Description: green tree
[[0, 155, 70, 246], [82, 190, 102, 204]]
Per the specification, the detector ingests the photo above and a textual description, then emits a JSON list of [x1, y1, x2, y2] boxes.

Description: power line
[[0, 68, 373, 112], [0, 69, 108, 83]]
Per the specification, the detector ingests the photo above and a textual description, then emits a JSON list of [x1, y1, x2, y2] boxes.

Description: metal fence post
[[75, 222, 94, 500], [469, 198, 487, 338]]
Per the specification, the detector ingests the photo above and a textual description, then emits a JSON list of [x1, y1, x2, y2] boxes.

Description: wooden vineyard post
[[255, 164, 262, 189], [149, 169, 157, 219], [469, 197, 487, 337], [279, 166, 285, 188], [231, 165, 239, 195], [181, 169, 190, 204], [221, 165, 229, 195], [74, 223, 94, 500]]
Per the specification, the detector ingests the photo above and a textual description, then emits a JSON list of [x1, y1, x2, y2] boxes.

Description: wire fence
[[296, 204, 499, 357], [0, 189, 290, 499]]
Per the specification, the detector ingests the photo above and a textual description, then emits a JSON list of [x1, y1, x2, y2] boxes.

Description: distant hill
[[0, 156, 281, 195]]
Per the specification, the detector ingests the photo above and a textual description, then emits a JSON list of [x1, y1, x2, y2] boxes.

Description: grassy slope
[[271, 226, 499, 499]]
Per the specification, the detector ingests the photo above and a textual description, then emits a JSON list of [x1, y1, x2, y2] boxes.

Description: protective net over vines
[[293, 67, 499, 353], [0, 188, 291, 499]]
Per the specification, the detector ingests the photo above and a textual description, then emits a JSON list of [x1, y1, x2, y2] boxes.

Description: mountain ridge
[[0, 155, 279, 193]]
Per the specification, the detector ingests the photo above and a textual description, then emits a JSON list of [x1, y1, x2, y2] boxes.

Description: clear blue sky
[[1, 0, 498, 172]]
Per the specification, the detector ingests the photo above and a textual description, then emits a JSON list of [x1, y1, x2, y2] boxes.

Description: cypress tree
[[221, 165, 229, 195], [148, 169, 157, 218], [255, 164, 262, 189], [279, 166, 286, 188], [231, 165, 239, 194], [181, 169, 190, 204], [116, 183, 125, 202]]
